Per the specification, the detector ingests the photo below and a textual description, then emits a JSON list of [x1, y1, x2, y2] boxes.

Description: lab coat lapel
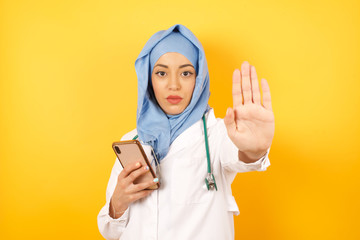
[[165, 108, 217, 158]]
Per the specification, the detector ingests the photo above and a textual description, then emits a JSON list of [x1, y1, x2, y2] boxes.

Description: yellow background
[[1, 0, 359, 239]]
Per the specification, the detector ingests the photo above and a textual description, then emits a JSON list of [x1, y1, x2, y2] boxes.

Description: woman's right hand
[[109, 161, 158, 219]]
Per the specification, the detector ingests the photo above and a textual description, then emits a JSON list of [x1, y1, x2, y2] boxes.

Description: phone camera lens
[[115, 146, 121, 154]]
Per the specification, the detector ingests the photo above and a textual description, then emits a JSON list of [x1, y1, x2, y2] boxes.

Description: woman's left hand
[[224, 61, 275, 163]]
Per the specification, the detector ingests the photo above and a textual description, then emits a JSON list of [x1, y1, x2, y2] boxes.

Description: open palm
[[224, 61, 275, 160]]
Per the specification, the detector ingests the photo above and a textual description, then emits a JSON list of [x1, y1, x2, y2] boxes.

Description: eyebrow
[[154, 64, 195, 69]]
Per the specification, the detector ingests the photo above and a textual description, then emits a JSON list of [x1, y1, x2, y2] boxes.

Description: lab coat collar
[[163, 108, 217, 160]]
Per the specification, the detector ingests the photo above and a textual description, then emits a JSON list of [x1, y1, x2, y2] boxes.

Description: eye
[[155, 71, 166, 77], [182, 71, 193, 77]]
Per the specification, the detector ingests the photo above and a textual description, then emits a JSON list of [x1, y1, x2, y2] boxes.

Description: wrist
[[110, 197, 128, 218]]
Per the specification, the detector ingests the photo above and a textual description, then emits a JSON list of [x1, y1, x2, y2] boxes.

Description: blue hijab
[[135, 24, 210, 161]]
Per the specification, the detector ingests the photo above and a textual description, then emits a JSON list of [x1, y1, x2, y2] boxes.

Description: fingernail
[[135, 162, 141, 167], [144, 166, 149, 170], [153, 178, 159, 183]]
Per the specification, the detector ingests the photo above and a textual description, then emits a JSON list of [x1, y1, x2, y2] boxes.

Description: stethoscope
[[132, 113, 217, 191], [201, 114, 217, 191]]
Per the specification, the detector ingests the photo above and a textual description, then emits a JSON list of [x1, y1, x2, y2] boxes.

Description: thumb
[[224, 107, 236, 134]]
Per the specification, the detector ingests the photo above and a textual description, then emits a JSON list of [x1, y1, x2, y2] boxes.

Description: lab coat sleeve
[[97, 158, 129, 240], [216, 119, 271, 173], [97, 130, 137, 240]]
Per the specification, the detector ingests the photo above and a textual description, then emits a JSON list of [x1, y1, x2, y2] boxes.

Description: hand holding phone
[[112, 140, 159, 190], [110, 161, 158, 218], [109, 140, 159, 219]]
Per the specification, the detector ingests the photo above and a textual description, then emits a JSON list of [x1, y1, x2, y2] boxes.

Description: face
[[151, 52, 196, 115]]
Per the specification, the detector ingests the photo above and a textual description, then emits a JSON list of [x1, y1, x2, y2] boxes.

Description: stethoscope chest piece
[[205, 173, 217, 191]]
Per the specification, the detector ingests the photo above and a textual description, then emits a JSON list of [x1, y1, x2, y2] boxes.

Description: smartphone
[[112, 140, 159, 190]]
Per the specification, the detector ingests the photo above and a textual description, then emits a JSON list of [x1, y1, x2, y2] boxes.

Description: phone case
[[112, 140, 159, 190]]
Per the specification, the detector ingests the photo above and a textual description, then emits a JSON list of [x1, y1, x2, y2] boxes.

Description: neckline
[[160, 108, 217, 161]]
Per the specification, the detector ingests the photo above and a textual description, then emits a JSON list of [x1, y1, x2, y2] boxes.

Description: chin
[[166, 111, 182, 115], [164, 107, 185, 115]]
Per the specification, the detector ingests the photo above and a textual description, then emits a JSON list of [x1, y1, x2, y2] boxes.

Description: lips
[[166, 95, 183, 104]]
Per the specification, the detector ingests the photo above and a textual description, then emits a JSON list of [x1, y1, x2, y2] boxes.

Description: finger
[[119, 161, 142, 179], [131, 178, 159, 193], [232, 69, 242, 108], [241, 61, 252, 104], [123, 165, 151, 185], [129, 189, 154, 203], [250, 65, 261, 105], [223, 107, 236, 138], [261, 78, 273, 110]]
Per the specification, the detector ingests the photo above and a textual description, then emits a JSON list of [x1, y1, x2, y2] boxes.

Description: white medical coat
[[97, 108, 271, 240]]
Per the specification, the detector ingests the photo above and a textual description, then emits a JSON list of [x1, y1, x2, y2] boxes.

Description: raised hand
[[224, 61, 275, 162]]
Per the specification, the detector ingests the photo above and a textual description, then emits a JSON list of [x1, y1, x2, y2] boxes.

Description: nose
[[167, 74, 180, 91]]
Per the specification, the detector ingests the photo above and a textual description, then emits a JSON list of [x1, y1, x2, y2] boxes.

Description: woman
[[97, 24, 275, 240]]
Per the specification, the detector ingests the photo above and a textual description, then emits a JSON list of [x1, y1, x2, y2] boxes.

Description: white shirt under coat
[[97, 108, 271, 240]]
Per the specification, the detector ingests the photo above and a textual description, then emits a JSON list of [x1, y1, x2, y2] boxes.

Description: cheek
[[186, 80, 196, 97], [151, 79, 162, 97]]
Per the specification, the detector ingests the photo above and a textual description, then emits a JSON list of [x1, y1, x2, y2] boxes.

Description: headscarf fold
[[135, 24, 210, 161]]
